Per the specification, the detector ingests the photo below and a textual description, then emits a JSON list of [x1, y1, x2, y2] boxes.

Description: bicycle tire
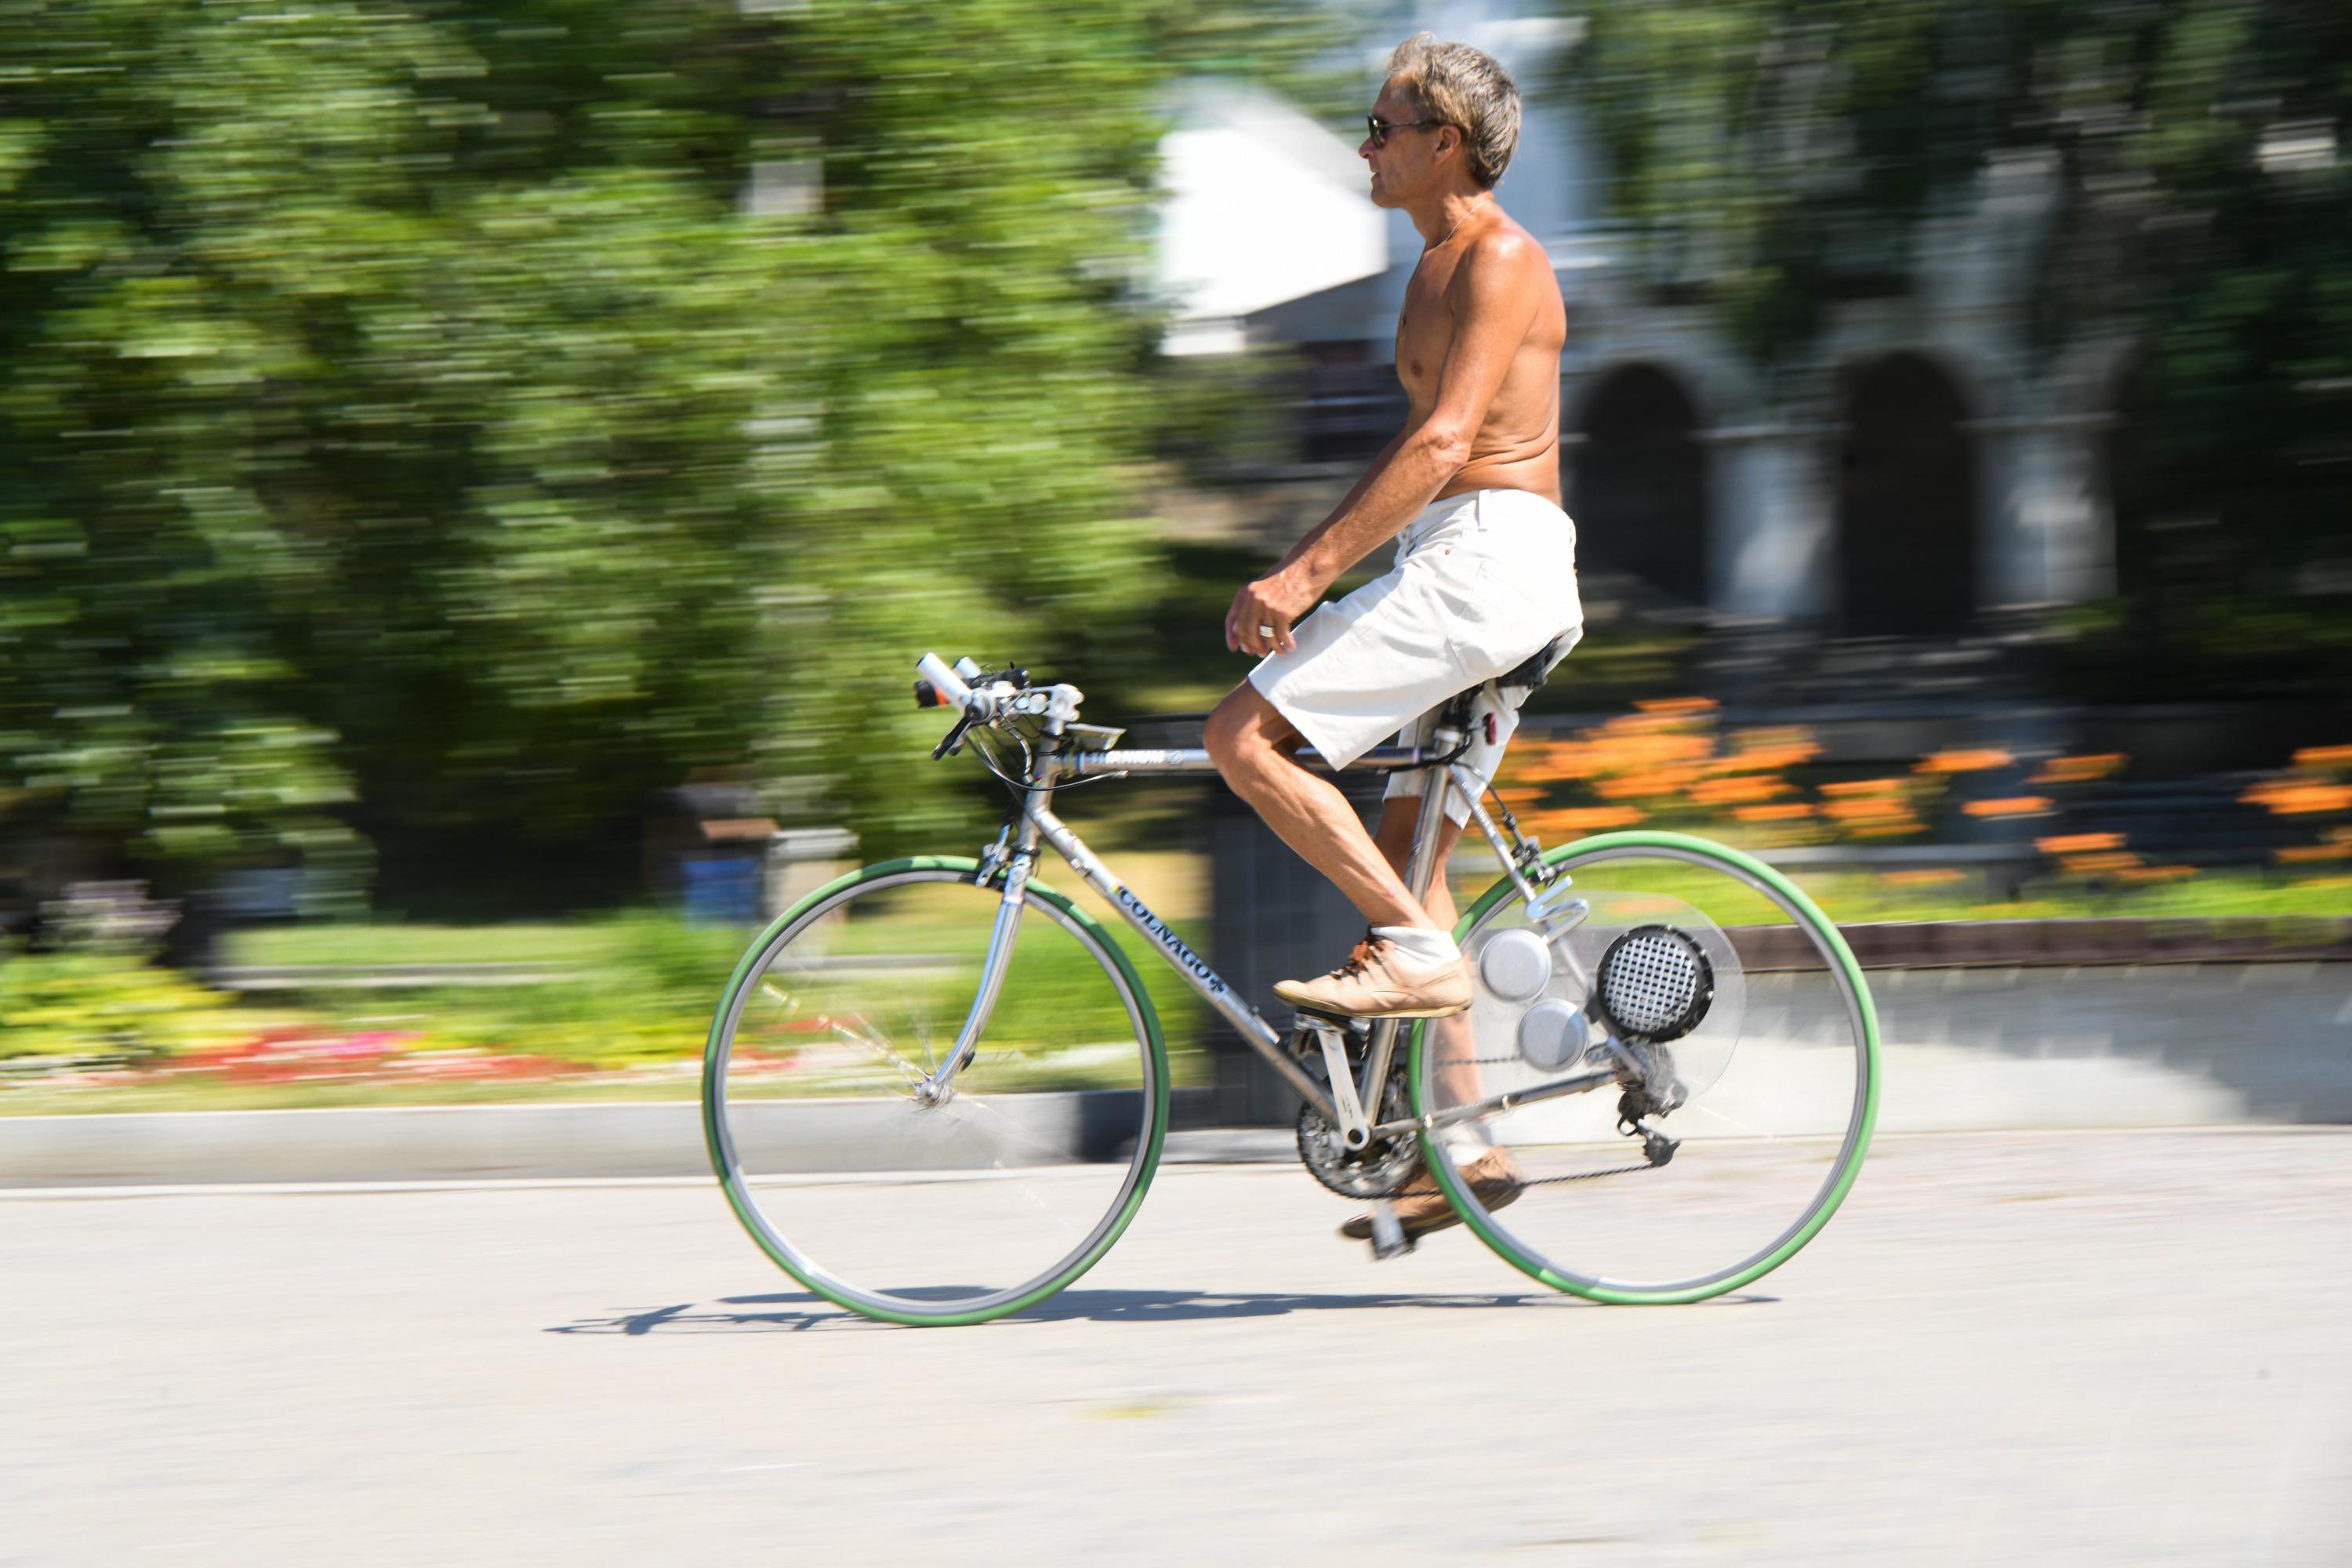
[[702, 857, 1171, 1327], [1411, 830, 1881, 1304]]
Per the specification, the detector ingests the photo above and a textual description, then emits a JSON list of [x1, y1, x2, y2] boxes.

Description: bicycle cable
[[967, 723, 1123, 797]]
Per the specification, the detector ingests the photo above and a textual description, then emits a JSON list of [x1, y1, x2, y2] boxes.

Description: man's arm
[[1228, 233, 1548, 656], [1267, 428, 1406, 578]]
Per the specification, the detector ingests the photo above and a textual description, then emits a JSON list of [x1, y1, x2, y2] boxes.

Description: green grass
[[228, 923, 662, 967], [1445, 858, 2352, 926]]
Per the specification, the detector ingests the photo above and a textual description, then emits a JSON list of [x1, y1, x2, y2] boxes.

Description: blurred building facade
[[1156, 2, 2126, 643]]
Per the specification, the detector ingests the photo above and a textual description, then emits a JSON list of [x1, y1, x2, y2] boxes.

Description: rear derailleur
[[1616, 1076, 1683, 1168]]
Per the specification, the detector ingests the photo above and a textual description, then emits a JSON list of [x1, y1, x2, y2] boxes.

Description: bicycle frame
[[919, 716, 1627, 1143]]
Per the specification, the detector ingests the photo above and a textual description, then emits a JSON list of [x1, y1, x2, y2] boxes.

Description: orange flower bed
[[1594, 768, 1702, 801], [1917, 748, 2012, 774], [1820, 779, 1905, 799], [2060, 851, 2140, 873], [2242, 782, 2352, 815], [1689, 775, 1788, 805], [1964, 797, 2053, 818], [1711, 742, 1820, 774], [1529, 806, 1646, 833], [1824, 797, 1908, 821], [2036, 832, 2124, 854], [2030, 753, 2127, 784], [1734, 802, 1815, 822]]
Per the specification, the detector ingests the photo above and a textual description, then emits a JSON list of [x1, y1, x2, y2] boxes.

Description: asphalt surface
[[3, 1128, 2347, 1566]]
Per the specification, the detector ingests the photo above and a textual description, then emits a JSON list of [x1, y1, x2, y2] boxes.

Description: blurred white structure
[[1154, 82, 1388, 357]]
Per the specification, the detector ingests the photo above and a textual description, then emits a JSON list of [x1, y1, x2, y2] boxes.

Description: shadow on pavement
[[546, 1287, 1776, 1334]]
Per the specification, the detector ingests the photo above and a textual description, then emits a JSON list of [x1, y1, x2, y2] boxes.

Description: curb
[[4, 960, 2347, 1186], [0, 1088, 1233, 1189]]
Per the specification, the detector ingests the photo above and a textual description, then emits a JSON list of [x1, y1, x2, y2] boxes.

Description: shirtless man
[[1202, 34, 1581, 1240]]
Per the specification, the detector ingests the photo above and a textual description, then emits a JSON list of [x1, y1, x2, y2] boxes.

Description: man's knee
[[1203, 686, 1268, 778]]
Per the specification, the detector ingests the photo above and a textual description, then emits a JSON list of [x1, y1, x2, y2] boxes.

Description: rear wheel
[[1412, 831, 1879, 1303], [703, 858, 1169, 1326]]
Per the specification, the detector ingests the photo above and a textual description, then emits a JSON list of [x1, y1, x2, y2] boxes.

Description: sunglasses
[[1366, 115, 1446, 149]]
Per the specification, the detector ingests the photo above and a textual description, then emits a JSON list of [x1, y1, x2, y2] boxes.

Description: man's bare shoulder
[[1448, 216, 1552, 298]]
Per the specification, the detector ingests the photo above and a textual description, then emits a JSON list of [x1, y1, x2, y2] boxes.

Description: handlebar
[[913, 652, 1084, 760], [914, 652, 973, 713]]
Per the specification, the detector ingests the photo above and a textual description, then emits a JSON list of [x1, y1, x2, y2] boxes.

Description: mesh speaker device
[[1595, 924, 1715, 1043]]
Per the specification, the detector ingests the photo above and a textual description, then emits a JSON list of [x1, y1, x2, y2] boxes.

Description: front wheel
[[703, 858, 1170, 1326], [1412, 830, 1880, 1303]]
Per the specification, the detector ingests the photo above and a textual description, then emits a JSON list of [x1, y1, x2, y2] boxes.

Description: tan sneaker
[[1273, 931, 1472, 1019], [1339, 1148, 1525, 1242]]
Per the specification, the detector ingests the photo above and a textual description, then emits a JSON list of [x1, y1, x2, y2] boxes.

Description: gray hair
[[1385, 33, 1520, 189]]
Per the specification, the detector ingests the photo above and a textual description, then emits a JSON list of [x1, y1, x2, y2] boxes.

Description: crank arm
[[1306, 1017, 1373, 1149]]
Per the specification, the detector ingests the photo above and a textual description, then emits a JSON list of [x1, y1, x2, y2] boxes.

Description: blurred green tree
[[0, 0, 1340, 916]]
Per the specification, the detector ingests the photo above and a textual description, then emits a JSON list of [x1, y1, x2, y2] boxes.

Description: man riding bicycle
[[1203, 35, 1581, 1241]]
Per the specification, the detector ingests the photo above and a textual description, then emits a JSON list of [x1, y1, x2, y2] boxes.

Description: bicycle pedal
[[1367, 1201, 1412, 1261]]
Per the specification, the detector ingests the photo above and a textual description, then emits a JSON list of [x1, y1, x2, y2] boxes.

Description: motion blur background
[[3, 0, 2348, 1112]]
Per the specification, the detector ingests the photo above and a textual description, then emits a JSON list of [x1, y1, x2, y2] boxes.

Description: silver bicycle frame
[[917, 719, 1634, 1138]]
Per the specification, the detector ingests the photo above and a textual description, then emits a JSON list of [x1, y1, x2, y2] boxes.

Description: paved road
[[3, 1129, 2346, 1566]]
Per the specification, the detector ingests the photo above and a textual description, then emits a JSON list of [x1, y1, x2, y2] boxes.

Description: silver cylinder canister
[[1476, 927, 1552, 1004]]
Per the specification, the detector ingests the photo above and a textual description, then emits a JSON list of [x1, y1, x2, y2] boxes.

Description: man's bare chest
[[1393, 257, 1461, 401]]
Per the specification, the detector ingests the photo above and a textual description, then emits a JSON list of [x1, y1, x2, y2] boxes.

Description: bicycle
[[703, 651, 1882, 1327]]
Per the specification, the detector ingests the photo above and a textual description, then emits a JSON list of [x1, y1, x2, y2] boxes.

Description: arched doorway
[[1570, 364, 1708, 604], [1836, 354, 1977, 635]]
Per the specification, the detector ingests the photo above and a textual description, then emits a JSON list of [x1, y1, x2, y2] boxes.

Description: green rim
[[1410, 829, 1882, 1305], [702, 856, 1171, 1327]]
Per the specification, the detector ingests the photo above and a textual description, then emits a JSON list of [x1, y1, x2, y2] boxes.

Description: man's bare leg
[[1370, 797, 1483, 1115], [1330, 793, 1522, 1243], [1203, 684, 1439, 930]]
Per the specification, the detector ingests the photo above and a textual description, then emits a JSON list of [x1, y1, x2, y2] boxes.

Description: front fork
[[914, 809, 1040, 1104]]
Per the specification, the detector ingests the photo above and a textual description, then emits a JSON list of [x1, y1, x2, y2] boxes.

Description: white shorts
[[1248, 488, 1583, 827]]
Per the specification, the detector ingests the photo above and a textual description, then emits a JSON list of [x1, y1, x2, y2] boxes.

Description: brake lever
[[932, 709, 977, 761]]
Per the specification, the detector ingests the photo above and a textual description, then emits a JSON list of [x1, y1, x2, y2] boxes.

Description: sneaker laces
[[1330, 931, 1383, 980]]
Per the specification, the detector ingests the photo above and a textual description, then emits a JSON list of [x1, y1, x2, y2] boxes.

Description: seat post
[[1403, 713, 1467, 903], [1349, 717, 1465, 1124]]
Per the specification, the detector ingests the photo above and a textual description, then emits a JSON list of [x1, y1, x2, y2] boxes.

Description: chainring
[[1294, 1068, 1419, 1200]]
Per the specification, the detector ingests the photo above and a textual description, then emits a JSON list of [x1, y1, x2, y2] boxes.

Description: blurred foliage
[[0, 0, 1337, 909], [1149, 351, 1306, 483], [0, 944, 230, 1062], [0, 887, 230, 1062], [1569, 0, 2352, 615]]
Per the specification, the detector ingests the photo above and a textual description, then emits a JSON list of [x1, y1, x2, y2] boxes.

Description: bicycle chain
[[1301, 1043, 1662, 1192], [1421, 1053, 1664, 1184], [1510, 1160, 1658, 1187]]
